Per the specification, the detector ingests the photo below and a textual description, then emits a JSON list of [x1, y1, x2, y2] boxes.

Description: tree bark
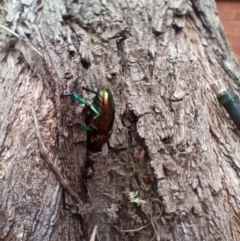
[[1, 0, 240, 240]]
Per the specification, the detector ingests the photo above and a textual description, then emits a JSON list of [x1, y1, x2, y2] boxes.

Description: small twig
[[0, 24, 43, 58], [147, 198, 162, 241], [0, 23, 19, 38], [120, 222, 151, 233], [89, 226, 98, 241], [26, 41, 43, 58], [120, 198, 162, 240], [32, 108, 81, 203]]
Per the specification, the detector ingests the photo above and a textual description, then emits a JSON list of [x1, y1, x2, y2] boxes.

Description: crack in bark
[[32, 108, 81, 203]]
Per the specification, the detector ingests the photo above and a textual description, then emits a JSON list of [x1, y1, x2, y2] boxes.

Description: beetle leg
[[62, 92, 88, 105], [82, 86, 98, 94], [69, 122, 92, 131], [62, 92, 100, 116], [71, 91, 100, 115]]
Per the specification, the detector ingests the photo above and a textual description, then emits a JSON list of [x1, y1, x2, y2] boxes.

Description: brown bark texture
[[1, 0, 240, 240]]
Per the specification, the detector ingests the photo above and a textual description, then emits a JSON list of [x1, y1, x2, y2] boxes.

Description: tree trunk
[[1, 0, 240, 240]]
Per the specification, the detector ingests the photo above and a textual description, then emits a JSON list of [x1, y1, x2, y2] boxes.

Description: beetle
[[62, 86, 115, 151]]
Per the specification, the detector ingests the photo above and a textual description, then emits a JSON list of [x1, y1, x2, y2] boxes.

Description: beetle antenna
[[82, 86, 98, 94]]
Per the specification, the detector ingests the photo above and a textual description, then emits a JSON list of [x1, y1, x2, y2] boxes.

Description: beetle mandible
[[62, 86, 115, 151]]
